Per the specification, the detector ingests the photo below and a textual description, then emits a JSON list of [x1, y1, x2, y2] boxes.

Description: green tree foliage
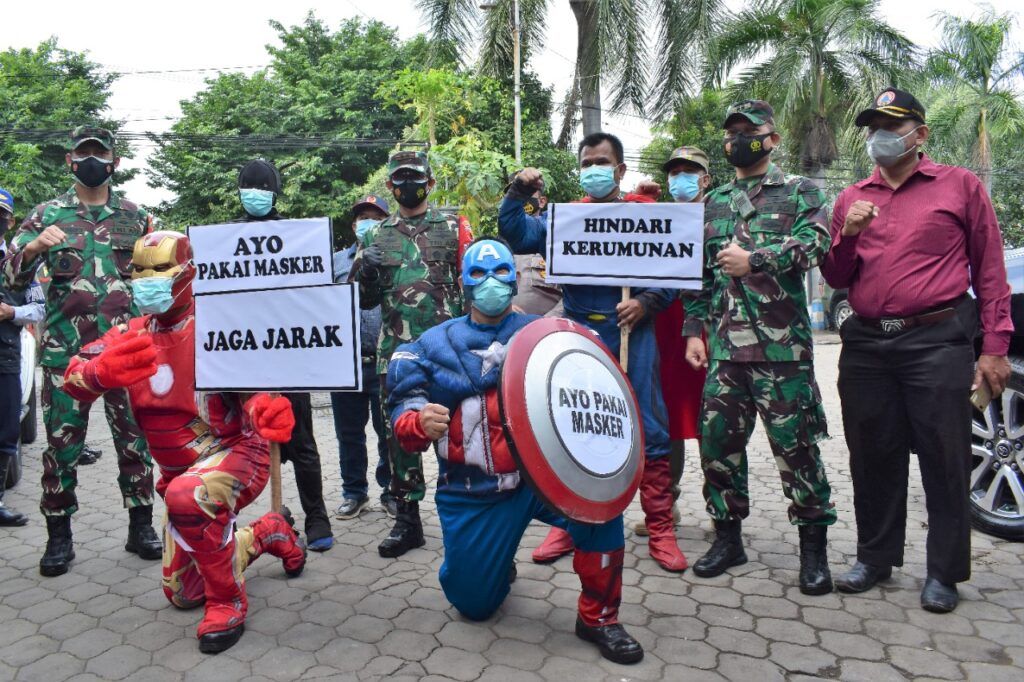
[[147, 16, 428, 228], [0, 39, 132, 214]]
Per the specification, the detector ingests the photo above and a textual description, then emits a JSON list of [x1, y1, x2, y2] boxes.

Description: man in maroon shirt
[[822, 88, 1013, 613]]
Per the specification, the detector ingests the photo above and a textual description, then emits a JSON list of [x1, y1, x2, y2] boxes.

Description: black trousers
[[280, 392, 332, 541], [837, 298, 976, 584], [0, 373, 19, 497]]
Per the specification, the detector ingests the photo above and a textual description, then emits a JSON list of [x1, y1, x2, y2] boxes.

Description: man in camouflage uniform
[[682, 101, 836, 594], [350, 150, 472, 558], [2, 126, 160, 576]]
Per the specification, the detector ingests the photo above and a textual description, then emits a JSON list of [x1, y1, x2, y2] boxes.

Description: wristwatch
[[748, 250, 767, 273]]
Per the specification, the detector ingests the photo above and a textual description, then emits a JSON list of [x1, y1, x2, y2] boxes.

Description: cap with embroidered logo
[[854, 88, 926, 126], [662, 146, 710, 173], [723, 100, 775, 128]]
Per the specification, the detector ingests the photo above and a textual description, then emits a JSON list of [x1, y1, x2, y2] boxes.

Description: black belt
[[858, 295, 966, 334]]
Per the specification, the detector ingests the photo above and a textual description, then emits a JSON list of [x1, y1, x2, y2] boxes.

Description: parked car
[[818, 280, 852, 331], [5, 326, 37, 489], [969, 248, 1024, 540]]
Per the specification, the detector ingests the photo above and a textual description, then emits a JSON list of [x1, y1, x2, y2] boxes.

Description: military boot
[[40, 516, 75, 576], [693, 520, 747, 578], [378, 499, 425, 558], [798, 525, 833, 595], [126, 505, 163, 560]]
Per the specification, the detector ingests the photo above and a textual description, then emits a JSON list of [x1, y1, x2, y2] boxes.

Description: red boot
[[573, 548, 643, 664], [532, 526, 574, 564], [641, 456, 688, 572], [191, 538, 247, 654], [250, 512, 306, 577]]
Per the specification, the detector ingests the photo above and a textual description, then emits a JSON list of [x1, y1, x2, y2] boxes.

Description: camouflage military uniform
[[3, 188, 153, 516], [350, 207, 468, 501], [682, 162, 836, 526]]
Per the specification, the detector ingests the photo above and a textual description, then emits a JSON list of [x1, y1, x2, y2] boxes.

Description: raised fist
[[247, 393, 295, 443], [90, 332, 158, 389]]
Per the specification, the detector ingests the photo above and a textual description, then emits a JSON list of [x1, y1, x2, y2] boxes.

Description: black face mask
[[725, 133, 772, 168], [71, 156, 115, 188], [392, 180, 429, 209]]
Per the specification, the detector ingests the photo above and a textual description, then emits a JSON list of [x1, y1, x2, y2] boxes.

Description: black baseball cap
[[351, 194, 390, 216], [854, 88, 926, 127]]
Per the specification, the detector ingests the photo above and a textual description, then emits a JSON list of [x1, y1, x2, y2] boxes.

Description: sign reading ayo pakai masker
[[544, 202, 704, 288]]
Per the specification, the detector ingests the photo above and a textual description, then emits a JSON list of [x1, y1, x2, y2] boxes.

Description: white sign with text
[[544, 202, 704, 288]]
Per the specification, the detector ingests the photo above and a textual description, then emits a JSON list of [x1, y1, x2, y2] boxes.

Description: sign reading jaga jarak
[[189, 218, 361, 392], [545, 202, 704, 288]]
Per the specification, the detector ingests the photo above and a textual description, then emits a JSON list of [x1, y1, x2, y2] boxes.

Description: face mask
[[240, 188, 274, 217], [866, 126, 921, 167], [131, 277, 175, 315], [725, 133, 772, 168], [71, 156, 114, 188], [392, 180, 430, 209], [471, 277, 514, 317], [579, 165, 617, 199], [669, 173, 702, 202], [354, 219, 378, 242], [524, 198, 541, 216]]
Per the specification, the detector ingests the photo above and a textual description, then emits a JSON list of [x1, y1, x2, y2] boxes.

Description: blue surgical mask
[[240, 188, 274, 217], [669, 173, 702, 202], [471, 277, 514, 317], [131, 277, 175, 315], [354, 219, 378, 242], [579, 165, 617, 199]]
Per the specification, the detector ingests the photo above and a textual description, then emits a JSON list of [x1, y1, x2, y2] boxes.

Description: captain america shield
[[499, 317, 644, 524]]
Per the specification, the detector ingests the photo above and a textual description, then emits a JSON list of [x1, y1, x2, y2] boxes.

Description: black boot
[[199, 623, 245, 654], [78, 446, 102, 465], [0, 454, 27, 527], [40, 516, 75, 576], [126, 505, 163, 560], [378, 499, 425, 558], [575, 617, 644, 664], [798, 525, 833, 595], [693, 520, 747, 578]]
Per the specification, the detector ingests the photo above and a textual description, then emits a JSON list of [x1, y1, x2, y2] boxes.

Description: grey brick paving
[[2, 339, 1023, 680]]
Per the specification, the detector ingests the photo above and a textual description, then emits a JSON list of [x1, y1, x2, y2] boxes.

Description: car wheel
[[970, 355, 1024, 540], [20, 380, 37, 445], [5, 439, 21, 489], [831, 297, 853, 331]]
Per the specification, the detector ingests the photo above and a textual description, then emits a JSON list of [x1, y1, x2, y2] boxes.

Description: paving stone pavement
[[1, 338, 1023, 681]]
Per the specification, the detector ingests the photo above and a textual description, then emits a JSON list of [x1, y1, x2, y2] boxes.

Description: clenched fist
[[717, 242, 752, 277], [685, 336, 708, 370], [90, 331, 158, 389], [25, 225, 67, 260], [419, 403, 451, 440], [842, 200, 878, 237]]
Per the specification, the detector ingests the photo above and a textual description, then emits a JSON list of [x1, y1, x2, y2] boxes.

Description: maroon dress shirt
[[822, 154, 1013, 355]]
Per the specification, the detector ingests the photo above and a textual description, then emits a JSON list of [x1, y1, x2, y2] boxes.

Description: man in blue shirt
[[332, 195, 393, 519]]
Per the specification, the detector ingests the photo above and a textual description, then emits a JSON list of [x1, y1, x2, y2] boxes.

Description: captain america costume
[[386, 239, 643, 663]]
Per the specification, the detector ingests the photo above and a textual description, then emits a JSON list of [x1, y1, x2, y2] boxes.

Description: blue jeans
[[330, 366, 391, 501], [435, 485, 624, 621]]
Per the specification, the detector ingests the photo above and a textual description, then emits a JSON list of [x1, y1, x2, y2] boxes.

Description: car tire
[[5, 439, 21, 489], [830, 297, 853, 331], [20, 380, 37, 445], [970, 355, 1024, 540]]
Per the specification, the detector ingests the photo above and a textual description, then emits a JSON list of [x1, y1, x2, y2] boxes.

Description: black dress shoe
[[508, 562, 517, 584], [0, 505, 28, 527], [78, 447, 102, 465], [199, 623, 245, 654], [921, 577, 959, 613], [834, 561, 892, 593], [575, 616, 644, 664]]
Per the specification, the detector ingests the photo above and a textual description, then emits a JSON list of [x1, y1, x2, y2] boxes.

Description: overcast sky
[[6, 0, 1022, 206]]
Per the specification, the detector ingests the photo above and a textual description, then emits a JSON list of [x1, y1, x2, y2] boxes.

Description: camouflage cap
[[69, 125, 115, 151], [723, 100, 775, 128], [662, 146, 710, 173], [387, 150, 431, 177]]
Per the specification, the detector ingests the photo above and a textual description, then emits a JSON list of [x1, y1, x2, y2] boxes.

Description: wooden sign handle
[[270, 441, 282, 513], [620, 286, 630, 373]]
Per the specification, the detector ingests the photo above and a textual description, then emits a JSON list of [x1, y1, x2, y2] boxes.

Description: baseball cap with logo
[[351, 193, 390, 216], [662, 146, 710, 173], [854, 88, 926, 127], [69, 126, 115, 151], [0, 189, 13, 216], [723, 100, 775, 128], [387, 151, 431, 177]]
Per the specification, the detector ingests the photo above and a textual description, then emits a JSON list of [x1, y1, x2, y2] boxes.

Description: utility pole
[[480, 1, 522, 163]]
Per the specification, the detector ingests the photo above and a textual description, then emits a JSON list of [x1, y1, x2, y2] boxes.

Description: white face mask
[[866, 126, 922, 167]]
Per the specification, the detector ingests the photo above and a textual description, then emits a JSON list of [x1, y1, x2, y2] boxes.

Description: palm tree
[[416, 0, 722, 142], [707, 0, 915, 183], [926, 10, 1024, 194]]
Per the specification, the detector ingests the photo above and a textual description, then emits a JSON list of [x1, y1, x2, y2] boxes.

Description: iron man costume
[[64, 231, 305, 654]]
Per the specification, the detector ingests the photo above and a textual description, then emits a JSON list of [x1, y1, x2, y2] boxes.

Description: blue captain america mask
[[462, 239, 518, 303]]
